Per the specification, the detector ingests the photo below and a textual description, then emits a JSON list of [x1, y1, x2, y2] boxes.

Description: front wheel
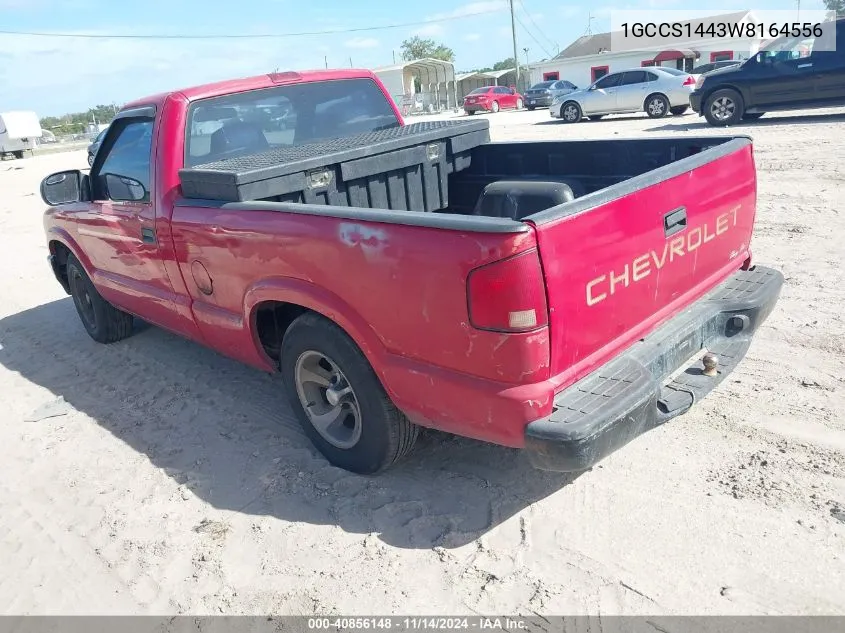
[[560, 101, 582, 123], [281, 313, 419, 475], [645, 94, 670, 118], [704, 89, 744, 126], [670, 105, 688, 116], [66, 254, 134, 343], [491, 101, 500, 113], [13, 150, 24, 159], [527, 105, 536, 111]]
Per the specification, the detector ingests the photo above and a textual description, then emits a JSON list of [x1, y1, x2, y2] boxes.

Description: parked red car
[[463, 85, 524, 114], [39, 68, 782, 475]]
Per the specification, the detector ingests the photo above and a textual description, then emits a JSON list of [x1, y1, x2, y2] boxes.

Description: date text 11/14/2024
[[308, 618, 529, 630]]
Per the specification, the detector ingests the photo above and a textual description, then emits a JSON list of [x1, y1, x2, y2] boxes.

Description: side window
[[620, 71, 647, 85], [95, 119, 153, 202], [644, 71, 659, 82], [595, 73, 622, 89]]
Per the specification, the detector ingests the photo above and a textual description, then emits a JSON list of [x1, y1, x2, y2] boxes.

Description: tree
[[492, 57, 516, 71], [400, 36, 455, 62], [40, 104, 121, 135], [822, 0, 844, 16]]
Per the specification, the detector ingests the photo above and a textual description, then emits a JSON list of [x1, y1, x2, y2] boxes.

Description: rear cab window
[[185, 78, 401, 167]]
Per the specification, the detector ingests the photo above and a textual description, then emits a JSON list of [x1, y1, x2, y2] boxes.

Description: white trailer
[[0, 111, 43, 159]]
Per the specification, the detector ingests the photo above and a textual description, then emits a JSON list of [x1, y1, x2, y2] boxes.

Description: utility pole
[[508, 0, 520, 87], [325, 55, 328, 69]]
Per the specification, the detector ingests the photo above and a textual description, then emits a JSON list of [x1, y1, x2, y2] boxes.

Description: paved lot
[[1, 106, 844, 615]]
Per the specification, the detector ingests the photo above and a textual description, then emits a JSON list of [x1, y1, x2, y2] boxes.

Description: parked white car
[[550, 67, 698, 123]]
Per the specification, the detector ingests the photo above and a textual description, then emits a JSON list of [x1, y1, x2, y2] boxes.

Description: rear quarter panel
[[169, 206, 550, 433]]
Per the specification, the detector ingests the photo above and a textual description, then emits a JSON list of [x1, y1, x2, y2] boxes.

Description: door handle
[[797, 63, 813, 69], [141, 227, 156, 244], [664, 207, 687, 237]]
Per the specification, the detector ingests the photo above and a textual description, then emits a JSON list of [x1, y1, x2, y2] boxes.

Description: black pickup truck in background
[[690, 17, 845, 125]]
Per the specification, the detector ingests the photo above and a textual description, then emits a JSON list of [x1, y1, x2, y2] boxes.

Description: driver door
[[749, 36, 819, 107], [581, 73, 622, 114], [75, 114, 178, 328]]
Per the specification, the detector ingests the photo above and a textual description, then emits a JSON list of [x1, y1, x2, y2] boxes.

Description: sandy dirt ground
[[1, 106, 844, 616]]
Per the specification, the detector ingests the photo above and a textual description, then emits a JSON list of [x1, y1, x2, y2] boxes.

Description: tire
[[280, 312, 419, 475], [491, 101, 500, 113], [88, 153, 95, 166], [13, 150, 24, 159], [588, 115, 605, 121], [527, 105, 536, 111], [516, 98, 523, 109], [560, 101, 582, 123], [744, 112, 765, 120], [466, 110, 475, 115], [670, 105, 688, 116], [66, 254, 134, 343], [703, 88, 744, 126], [645, 93, 670, 118]]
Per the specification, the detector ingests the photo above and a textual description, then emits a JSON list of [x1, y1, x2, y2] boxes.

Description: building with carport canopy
[[372, 58, 458, 115]]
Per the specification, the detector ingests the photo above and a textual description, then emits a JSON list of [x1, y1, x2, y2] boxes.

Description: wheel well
[[49, 241, 72, 291], [254, 301, 312, 363]]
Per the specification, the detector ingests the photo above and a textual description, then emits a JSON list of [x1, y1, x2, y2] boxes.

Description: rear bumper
[[525, 96, 552, 107], [524, 265, 784, 472]]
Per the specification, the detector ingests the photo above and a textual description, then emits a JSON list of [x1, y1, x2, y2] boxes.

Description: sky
[[0, 0, 828, 116]]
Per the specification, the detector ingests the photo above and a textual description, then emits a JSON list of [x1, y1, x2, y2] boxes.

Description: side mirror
[[40, 170, 86, 206], [755, 51, 774, 65], [104, 173, 148, 202]]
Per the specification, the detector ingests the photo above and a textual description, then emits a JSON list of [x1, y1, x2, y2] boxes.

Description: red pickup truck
[[40, 69, 783, 475]]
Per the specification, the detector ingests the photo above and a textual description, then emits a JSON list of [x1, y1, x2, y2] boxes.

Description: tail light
[[683, 75, 696, 86], [467, 250, 548, 332]]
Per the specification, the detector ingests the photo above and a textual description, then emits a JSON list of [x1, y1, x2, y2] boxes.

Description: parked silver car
[[550, 67, 697, 122]]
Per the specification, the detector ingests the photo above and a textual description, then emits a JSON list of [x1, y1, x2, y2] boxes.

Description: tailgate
[[529, 138, 756, 386]]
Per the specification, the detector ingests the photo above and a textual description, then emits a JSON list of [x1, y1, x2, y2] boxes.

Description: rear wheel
[[13, 150, 24, 159], [491, 101, 500, 113], [704, 88, 744, 126], [66, 254, 134, 343], [560, 101, 582, 123], [516, 98, 523, 109], [281, 313, 419, 475], [744, 112, 765, 120], [527, 105, 536, 111], [645, 94, 670, 118], [670, 105, 688, 116]]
